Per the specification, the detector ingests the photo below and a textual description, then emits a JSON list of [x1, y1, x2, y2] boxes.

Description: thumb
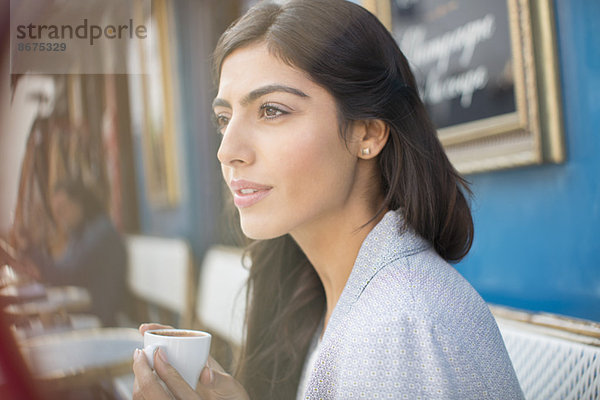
[[199, 367, 232, 388], [199, 366, 214, 386], [198, 367, 249, 400]]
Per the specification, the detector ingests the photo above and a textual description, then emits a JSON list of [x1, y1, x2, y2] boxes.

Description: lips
[[229, 179, 273, 208]]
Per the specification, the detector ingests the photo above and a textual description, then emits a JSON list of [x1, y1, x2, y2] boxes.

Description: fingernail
[[200, 367, 211, 385], [157, 348, 168, 363], [209, 368, 214, 384], [133, 348, 140, 360]]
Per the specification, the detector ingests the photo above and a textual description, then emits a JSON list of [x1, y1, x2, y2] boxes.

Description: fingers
[[133, 346, 248, 400], [132, 377, 145, 400], [197, 367, 250, 400], [198, 367, 213, 386], [205, 356, 226, 374], [153, 348, 199, 399], [132, 348, 174, 400], [139, 323, 174, 336]]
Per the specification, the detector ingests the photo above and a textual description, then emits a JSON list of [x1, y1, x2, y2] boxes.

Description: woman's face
[[51, 190, 83, 233], [214, 43, 363, 240]]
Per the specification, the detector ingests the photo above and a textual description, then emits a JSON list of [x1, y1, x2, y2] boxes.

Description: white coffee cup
[[143, 329, 212, 388]]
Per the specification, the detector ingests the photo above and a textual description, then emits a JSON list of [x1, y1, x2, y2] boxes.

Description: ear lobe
[[357, 119, 389, 159]]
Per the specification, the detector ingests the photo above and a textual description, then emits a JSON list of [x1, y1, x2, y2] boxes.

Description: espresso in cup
[[150, 330, 208, 338]]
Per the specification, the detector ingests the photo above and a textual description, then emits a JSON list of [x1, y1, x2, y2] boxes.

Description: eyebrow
[[212, 84, 309, 109]]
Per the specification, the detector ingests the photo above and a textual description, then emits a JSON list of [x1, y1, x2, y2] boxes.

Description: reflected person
[[26, 179, 127, 326]]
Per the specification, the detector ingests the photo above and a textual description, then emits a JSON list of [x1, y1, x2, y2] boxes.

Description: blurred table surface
[[0, 282, 47, 305], [12, 313, 103, 340], [19, 327, 142, 391], [3, 286, 91, 323]]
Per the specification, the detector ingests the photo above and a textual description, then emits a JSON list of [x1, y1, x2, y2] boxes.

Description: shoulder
[[341, 248, 510, 377], [77, 215, 126, 258], [84, 214, 115, 233], [352, 248, 492, 329], [80, 215, 121, 241], [326, 251, 523, 398]]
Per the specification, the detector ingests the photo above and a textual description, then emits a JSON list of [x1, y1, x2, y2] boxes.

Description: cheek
[[277, 133, 354, 201]]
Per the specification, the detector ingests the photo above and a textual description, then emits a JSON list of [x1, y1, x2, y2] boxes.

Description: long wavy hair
[[213, 1, 474, 398]]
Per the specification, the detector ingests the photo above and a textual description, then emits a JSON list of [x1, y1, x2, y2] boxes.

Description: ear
[[354, 119, 389, 159]]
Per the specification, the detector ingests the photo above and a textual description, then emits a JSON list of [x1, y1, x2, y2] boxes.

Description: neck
[[291, 203, 385, 333]]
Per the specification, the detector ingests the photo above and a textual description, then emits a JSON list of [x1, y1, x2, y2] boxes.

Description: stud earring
[[361, 148, 371, 156]]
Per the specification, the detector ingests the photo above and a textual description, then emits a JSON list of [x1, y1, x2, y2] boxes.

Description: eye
[[260, 103, 289, 120], [213, 113, 230, 134]]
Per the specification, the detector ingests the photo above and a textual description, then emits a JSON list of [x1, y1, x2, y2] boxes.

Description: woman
[[133, 0, 524, 399], [25, 179, 127, 326]]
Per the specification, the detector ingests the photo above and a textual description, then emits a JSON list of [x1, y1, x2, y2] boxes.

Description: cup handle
[[143, 344, 160, 369]]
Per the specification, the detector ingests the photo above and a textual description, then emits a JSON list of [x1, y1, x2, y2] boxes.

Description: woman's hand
[[194, 357, 250, 400], [133, 323, 250, 400]]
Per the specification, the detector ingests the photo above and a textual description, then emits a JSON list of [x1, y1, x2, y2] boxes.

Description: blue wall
[[130, 1, 222, 262], [458, 0, 600, 321]]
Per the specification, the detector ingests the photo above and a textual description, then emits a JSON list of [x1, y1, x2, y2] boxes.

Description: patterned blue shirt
[[299, 210, 524, 399]]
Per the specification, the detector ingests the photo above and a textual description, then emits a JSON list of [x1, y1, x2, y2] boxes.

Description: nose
[[216, 116, 254, 167]]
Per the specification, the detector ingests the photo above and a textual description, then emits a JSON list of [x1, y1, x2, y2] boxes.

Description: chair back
[[195, 246, 248, 348], [126, 235, 195, 328], [491, 305, 600, 400]]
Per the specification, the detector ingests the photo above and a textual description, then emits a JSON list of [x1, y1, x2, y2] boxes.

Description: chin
[[239, 213, 286, 240]]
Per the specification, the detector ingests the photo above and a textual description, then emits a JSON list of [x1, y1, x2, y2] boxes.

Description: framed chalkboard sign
[[363, 0, 565, 173]]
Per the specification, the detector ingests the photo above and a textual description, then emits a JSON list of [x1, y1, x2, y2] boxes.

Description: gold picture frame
[[364, 0, 565, 174], [137, 0, 180, 207]]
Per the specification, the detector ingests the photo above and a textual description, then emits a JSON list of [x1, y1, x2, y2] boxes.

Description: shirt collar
[[323, 209, 430, 339]]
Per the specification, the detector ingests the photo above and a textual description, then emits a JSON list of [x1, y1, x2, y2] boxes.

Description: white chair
[[491, 305, 600, 400], [125, 235, 195, 328], [195, 245, 249, 349], [113, 235, 196, 400]]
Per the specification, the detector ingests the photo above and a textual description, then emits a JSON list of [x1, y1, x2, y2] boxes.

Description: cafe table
[[0, 281, 47, 305], [19, 327, 142, 392], [3, 285, 92, 326], [12, 313, 102, 340]]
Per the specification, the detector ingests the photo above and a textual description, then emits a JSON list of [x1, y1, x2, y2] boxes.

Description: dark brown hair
[[213, 0, 473, 398]]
